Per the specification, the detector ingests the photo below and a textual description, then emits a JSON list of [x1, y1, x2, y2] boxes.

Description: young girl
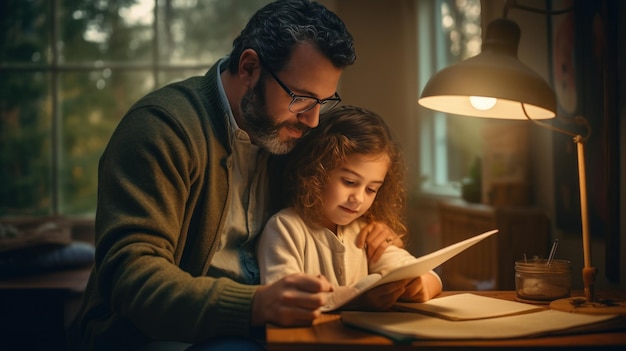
[[258, 105, 442, 310]]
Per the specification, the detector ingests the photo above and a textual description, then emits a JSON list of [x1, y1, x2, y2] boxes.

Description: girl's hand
[[351, 273, 442, 311], [356, 222, 403, 262], [399, 273, 442, 303], [353, 280, 407, 311]]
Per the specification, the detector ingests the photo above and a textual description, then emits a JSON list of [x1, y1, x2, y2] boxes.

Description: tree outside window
[[0, 0, 271, 217]]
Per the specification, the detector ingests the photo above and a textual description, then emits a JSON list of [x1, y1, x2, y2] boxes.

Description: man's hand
[[251, 273, 333, 327], [356, 222, 403, 262]]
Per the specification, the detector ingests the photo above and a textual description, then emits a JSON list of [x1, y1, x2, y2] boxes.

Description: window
[[0, 0, 272, 217], [417, 0, 485, 196]]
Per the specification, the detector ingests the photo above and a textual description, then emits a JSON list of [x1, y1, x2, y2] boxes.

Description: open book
[[321, 229, 499, 312]]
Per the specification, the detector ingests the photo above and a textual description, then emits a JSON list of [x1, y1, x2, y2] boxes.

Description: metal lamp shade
[[418, 18, 557, 120]]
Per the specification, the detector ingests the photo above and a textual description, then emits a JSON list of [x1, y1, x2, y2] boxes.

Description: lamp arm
[[574, 137, 591, 268], [521, 104, 596, 302], [503, 0, 575, 19], [574, 135, 597, 302], [521, 104, 592, 141]]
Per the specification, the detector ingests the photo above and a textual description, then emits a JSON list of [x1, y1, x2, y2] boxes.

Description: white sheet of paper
[[321, 229, 498, 312], [393, 293, 544, 320], [372, 229, 498, 288]]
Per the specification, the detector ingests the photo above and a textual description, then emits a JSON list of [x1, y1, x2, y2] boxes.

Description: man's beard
[[239, 79, 309, 155]]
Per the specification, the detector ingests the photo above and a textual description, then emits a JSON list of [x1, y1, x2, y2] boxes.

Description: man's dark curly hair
[[228, 0, 356, 74]]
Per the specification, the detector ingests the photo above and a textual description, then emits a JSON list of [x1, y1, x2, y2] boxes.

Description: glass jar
[[515, 258, 571, 303]]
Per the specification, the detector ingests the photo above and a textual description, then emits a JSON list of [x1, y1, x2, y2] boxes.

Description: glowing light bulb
[[469, 96, 497, 110]]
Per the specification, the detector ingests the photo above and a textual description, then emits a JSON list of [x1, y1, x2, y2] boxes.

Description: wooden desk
[[0, 266, 91, 291], [266, 291, 626, 350]]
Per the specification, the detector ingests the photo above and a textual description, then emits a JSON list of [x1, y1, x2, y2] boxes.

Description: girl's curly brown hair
[[284, 105, 408, 240]]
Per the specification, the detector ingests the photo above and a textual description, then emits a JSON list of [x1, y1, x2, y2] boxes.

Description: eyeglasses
[[260, 60, 342, 114]]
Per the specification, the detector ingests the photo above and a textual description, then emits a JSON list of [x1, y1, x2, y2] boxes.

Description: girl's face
[[320, 152, 389, 232]]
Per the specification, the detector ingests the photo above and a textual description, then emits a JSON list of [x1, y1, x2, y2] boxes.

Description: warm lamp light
[[469, 96, 497, 111], [418, 18, 556, 120], [419, 1, 625, 314]]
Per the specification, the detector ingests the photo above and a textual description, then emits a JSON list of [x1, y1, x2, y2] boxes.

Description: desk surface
[[266, 290, 626, 351], [0, 266, 91, 292]]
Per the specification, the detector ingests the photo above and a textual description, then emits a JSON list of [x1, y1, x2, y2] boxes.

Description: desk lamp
[[418, 0, 625, 314]]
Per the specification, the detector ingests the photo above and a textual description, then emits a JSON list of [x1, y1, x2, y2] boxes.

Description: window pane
[[59, 70, 152, 215], [445, 115, 484, 183], [0, 72, 52, 215], [2, 0, 279, 218], [59, 0, 154, 64], [418, 0, 483, 195], [156, 0, 272, 65], [0, 0, 51, 65]]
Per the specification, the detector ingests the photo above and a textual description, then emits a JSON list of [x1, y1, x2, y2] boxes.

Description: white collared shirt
[[207, 58, 269, 284]]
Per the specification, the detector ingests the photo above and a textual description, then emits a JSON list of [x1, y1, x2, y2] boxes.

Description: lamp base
[[550, 296, 626, 314]]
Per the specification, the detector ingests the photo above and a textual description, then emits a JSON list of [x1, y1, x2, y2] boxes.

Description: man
[[68, 1, 402, 350]]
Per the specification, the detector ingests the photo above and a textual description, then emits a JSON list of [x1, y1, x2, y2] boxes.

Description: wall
[[621, 0, 626, 290], [328, 0, 420, 181], [326, 0, 625, 290]]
